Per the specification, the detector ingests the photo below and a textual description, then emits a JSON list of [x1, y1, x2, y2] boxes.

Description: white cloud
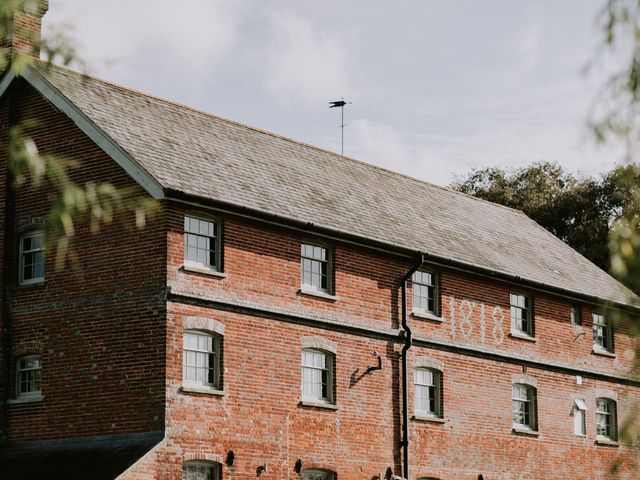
[[262, 13, 353, 107]]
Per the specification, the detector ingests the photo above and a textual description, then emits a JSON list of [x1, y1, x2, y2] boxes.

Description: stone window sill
[[7, 395, 44, 405], [181, 265, 227, 278], [16, 280, 46, 289], [592, 348, 616, 358], [512, 427, 539, 437], [412, 414, 446, 424], [509, 331, 537, 342], [596, 438, 620, 447], [298, 400, 339, 410], [411, 310, 444, 322], [298, 288, 338, 302], [179, 385, 225, 396]]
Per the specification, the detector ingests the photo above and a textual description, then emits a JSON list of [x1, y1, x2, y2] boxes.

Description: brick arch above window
[[12, 340, 43, 358], [595, 388, 618, 402], [183, 317, 225, 336], [301, 336, 336, 355], [299, 461, 338, 476], [182, 453, 224, 464], [17, 216, 47, 234], [413, 355, 444, 372], [511, 373, 537, 388]]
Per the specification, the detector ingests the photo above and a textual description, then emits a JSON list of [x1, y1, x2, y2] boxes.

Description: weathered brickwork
[[1, 68, 640, 480]]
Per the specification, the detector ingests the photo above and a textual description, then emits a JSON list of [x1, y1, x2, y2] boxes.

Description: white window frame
[[570, 304, 582, 326], [596, 397, 617, 441], [510, 292, 533, 336], [573, 398, 587, 436], [184, 215, 221, 272], [19, 230, 45, 285], [182, 330, 221, 390], [300, 243, 331, 293], [301, 348, 334, 404], [301, 469, 336, 480], [592, 313, 614, 353], [412, 270, 438, 315], [182, 460, 219, 480], [414, 367, 442, 418], [512, 383, 537, 431], [16, 354, 42, 399]]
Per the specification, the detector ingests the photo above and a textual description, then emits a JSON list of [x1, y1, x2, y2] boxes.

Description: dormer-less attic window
[[184, 215, 220, 272]]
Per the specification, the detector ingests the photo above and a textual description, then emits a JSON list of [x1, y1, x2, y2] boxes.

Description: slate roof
[[22, 63, 638, 307]]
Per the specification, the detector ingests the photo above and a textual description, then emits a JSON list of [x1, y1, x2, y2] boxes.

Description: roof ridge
[[38, 61, 528, 219]]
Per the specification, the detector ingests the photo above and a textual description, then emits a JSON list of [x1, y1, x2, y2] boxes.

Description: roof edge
[[0, 65, 165, 199], [165, 189, 640, 314]]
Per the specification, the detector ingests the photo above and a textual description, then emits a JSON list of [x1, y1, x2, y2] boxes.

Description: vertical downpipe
[[401, 253, 423, 480]]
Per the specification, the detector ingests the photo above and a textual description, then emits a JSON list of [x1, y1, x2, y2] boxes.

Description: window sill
[[412, 414, 446, 424], [411, 310, 444, 322], [298, 400, 339, 410], [179, 385, 225, 396], [16, 280, 46, 289], [7, 395, 44, 405], [509, 331, 537, 342], [592, 348, 616, 358], [181, 265, 227, 278], [512, 427, 539, 437], [298, 288, 338, 302], [596, 438, 620, 447]]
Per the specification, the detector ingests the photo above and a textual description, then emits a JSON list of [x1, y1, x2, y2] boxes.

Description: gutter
[[400, 253, 424, 480]]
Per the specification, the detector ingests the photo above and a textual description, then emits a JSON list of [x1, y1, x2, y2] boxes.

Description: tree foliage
[[452, 161, 640, 278]]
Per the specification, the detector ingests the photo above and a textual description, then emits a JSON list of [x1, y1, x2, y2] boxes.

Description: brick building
[[1, 3, 640, 479]]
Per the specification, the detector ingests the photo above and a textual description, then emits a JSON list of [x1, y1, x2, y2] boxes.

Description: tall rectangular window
[[593, 313, 613, 352], [301, 244, 329, 292], [414, 368, 441, 417], [301, 349, 333, 403], [512, 384, 536, 430], [184, 216, 219, 271], [510, 293, 532, 336], [596, 398, 617, 440], [570, 304, 582, 326], [183, 331, 220, 389], [16, 355, 41, 398], [573, 398, 587, 436], [19, 231, 45, 285], [412, 271, 437, 315]]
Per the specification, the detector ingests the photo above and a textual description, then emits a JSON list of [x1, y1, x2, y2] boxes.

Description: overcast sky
[[43, 0, 624, 186]]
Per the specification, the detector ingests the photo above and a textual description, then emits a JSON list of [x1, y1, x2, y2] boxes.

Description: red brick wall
[[1, 80, 167, 441]]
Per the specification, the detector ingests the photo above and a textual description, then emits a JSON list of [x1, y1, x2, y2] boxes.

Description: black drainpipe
[[401, 252, 424, 480]]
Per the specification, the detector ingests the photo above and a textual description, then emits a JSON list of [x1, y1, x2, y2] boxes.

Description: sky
[[42, 0, 625, 186]]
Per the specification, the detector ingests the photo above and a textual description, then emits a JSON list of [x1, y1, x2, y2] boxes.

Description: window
[[593, 313, 613, 352], [16, 355, 41, 398], [414, 367, 442, 417], [301, 243, 330, 293], [570, 304, 582, 326], [510, 292, 532, 336], [413, 270, 438, 315], [182, 461, 219, 480], [19, 231, 45, 285], [183, 331, 221, 389], [596, 398, 617, 441], [301, 469, 335, 480], [184, 215, 220, 271], [573, 398, 587, 436], [301, 349, 333, 403], [512, 384, 536, 430]]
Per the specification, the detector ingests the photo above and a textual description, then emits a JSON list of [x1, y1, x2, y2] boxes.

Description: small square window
[[593, 313, 614, 353], [182, 461, 219, 480], [570, 304, 582, 326], [414, 367, 442, 417], [184, 215, 220, 271], [510, 293, 533, 336], [16, 355, 42, 398], [512, 383, 536, 430], [301, 243, 330, 293], [412, 271, 438, 315], [573, 398, 587, 436], [19, 231, 45, 285], [183, 331, 221, 389], [301, 348, 334, 404]]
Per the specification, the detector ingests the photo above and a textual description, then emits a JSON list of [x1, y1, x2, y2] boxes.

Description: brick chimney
[[1, 0, 49, 58]]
